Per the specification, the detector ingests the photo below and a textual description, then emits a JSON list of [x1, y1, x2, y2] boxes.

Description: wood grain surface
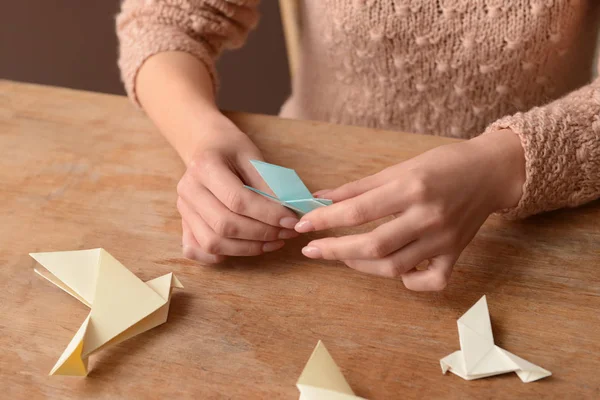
[[1, 80, 599, 399]]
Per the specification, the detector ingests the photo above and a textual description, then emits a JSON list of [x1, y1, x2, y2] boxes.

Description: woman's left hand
[[294, 130, 526, 291]]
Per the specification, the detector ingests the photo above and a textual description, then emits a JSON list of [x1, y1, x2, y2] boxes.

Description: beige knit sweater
[[116, 0, 600, 219]]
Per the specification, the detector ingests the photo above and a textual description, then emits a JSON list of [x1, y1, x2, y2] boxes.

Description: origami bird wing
[[30, 248, 102, 307], [297, 341, 365, 400], [249, 160, 314, 201], [456, 295, 495, 374], [244, 160, 332, 215]]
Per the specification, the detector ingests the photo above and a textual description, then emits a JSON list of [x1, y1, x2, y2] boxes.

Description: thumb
[[235, 154, 275, 195], [401, 254, 456, 291]]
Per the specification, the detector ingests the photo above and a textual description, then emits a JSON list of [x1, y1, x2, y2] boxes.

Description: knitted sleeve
[[116, 0, 260, 105], [484, 77, 600, 219]]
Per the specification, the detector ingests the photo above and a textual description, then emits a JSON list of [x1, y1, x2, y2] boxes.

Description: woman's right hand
[[176, 116, 300, 264]]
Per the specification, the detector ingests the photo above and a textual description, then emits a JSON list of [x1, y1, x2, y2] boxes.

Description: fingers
[[343, 243, 456, 291], [401, 254, 456, 291], [312, 167, 393, 202], [177, 197, 285, 257], [178, 174, 298, 241], [296, 180, 408, 232], [181, 219, 225, 264], [190, 155, 299, 229], [316, 173, 381, 202], [343, 239, 434, 278], [313, 189, 332, 198], [302, 212, 423, 260]]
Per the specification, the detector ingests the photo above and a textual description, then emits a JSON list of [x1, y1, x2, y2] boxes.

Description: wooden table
[[1, 80, 599, 399]]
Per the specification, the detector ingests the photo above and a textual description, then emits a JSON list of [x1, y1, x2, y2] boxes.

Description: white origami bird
[[297, 341, 366, 400], [440, 295, 551, 382], [30, 248, 183, 376]]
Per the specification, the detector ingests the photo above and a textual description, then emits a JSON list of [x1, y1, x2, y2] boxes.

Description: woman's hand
[[135, 52, 299, 263], [177, 116, 300, 264], [294, 130, 526, 291]]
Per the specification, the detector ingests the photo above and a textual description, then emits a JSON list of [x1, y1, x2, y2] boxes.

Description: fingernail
[[182, 245, 205, 261], [263, 240, 285, 253], [278, 229, 299, 239], [313, 190, 330, 198], [182, 245, 195, 260], [280, 217, 299, 229], [302, 246, 322, 258], [295, 220, 314, 233]]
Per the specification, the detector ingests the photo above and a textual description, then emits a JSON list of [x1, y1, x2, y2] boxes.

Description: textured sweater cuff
[[485, 101, 600, 219], [483, 118, 538, 219], [118, 23, 218, 108]]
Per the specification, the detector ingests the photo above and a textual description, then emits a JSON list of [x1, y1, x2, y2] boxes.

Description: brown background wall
[[0, 1, 290, 115]]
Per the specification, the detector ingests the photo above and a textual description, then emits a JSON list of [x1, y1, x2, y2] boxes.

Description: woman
[[116, 1, 600, 290]]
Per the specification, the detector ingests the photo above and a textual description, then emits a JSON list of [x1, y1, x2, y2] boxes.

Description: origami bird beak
[[171, 274, 184, 289]]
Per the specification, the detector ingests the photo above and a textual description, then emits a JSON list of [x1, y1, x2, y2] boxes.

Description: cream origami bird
[[440, 295, 551, 382], [297, 341, 366, 400], [30, 248, 183, 376]]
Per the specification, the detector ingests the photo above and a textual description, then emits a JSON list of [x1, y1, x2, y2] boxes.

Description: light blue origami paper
[[244, 160, 332, 215]]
